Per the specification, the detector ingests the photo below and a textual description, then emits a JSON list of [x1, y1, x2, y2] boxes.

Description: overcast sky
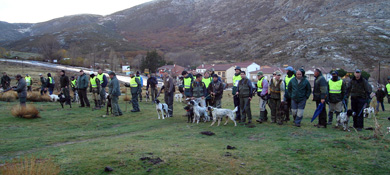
[[0, 0, 153, 23]]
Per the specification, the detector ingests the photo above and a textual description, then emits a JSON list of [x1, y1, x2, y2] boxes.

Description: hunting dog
[[279, 101, 289, 118], [58, 93, 71, 108], [155, 99, 169, 119], [106, 95, 112, 115], [145, 91, 150, 102], [207, 106, 238, 126], [336, 109, 355, 131], [188, 100, 210, 124], [363, 107, 375, 118], [175, 93, 183, 102], [184, 105, 194, 123], [50, 94, 59, 102]]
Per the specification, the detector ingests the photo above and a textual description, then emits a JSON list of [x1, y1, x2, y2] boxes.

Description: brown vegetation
[[0, 91, 18, 102], [0, 156, 60, 175], [11, 104, 40, 119]]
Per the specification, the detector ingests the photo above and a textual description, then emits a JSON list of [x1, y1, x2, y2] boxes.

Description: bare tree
[[38, 35, 60, 62], [109, 48, 118, 72]]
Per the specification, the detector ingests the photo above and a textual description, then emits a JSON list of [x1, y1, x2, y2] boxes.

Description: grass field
[[1, 64, 390, 175]]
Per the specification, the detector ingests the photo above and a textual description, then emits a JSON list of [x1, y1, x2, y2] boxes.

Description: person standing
[[70, 76, 77, 102], [89, 72, 101, 109], [108, 71, 122, 116], [208, 74, 224, 108], [146, 73, 158, 103], [126, 71, 141, 112], [232, 66, 242, 121], [160, 69, 175, 117], [190, 74, 207, 107], [202, 71, 212, 106], [268, 71, 285, 125], [236, 71, 253, 124], [386, 76, 390, 104], [376, 86, 385, 112], [346, 69, 372, 131], [39, 73, 47, 95], [313, 69, 328, 128], [59, 70, 71, 105], [77, 70, 90, 108], [46, 73, 55, 95], [1, 72, 11, 90], [97, 69, 108, 106], [288, 69, 312, 127], [255, 71, 269, 123], [136, 71, 143, 102], [25, 74, 32, 92], [284, 66, 295, 121], [12, 74, 27, 107], [327, 71, 346, 125], [182, 71, 194, 97]]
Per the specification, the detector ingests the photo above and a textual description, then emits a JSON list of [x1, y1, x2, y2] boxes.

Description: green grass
[[1, 93, 389, 175]]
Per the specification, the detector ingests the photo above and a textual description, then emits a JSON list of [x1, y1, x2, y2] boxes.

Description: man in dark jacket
[[346, 69, 372, 131], [376, 86, 385, 112], [1, 72, 11, 90], [125, 71, 141, 112], [190, 74, 207, 107], [236, 71, 253, 124], [108, 71, 122, 116], [97, 69, 108, 106], [288, 69, 312, 127], [45, 73, 55, 95], [12, 74, 27, 106], [208, 74, 224, 108], [327, 71, 346, 125], [313, 69, 328, 128], [60, 70, 70, 105], [146, 73, 158, 103], [160, 69, 175, 117], [39, 73, 47, 95], [77, 70, 90, 108]]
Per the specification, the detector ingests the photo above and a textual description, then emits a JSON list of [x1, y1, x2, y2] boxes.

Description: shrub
[[11, 104, 40, 119], [123, 95, 131, 101], [0, 156, 60, 175], [1, 91, 18, 102]]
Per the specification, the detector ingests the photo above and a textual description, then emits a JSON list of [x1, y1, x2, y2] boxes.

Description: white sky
[[0, 0, 153, 23]]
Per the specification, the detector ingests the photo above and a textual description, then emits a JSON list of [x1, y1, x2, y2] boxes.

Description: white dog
[[363, 107, 375, 118], [155, 99, 168, 119], [336, 109, 355, 131], [208, 106, 238, 126], [189, 100, 210, 124], [49, 94, 59, 102], [175, 93, 183, 102]]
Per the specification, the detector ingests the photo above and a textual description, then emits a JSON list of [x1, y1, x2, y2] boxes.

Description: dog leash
[[358, 103, 367, 117]]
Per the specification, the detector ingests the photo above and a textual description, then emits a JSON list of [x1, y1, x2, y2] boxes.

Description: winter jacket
[[375, 89, 385, 103], [108, 76, 121, 97], [60, 75, 69, 88], [208, 80, 224, 100], [288, 76, 312, 102], [161, 75, 175, 94], [346, 76, 372, 100], [237, 78, 253, 98], [189, 81, 207, 98], [313, 74, 328, 101], [1, 75, 11, 88], [77, 73, 89, 90], [40, 77, 46, 88], [146, 76, 158, 90], [13, 78, 27, 98]]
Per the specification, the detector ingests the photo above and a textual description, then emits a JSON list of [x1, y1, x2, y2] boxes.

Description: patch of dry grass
[[11, 104, 40, 119], [0, 91, 18, 102], [27, 92, 52, 102], [0, 156, 60, 175], [123, 95, 131, 101]]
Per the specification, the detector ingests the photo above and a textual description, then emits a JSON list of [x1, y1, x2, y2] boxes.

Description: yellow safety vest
[[233, 75, 242, 87], [184, 77, 192, 89], [130, 77, 138, 87], [25, 76, 31, 86], [90, 77, 98, 88], [387, 83, 390, 95], [97, 73, 104, 83], [202, 77, 212, 88], [329, 79, 343, 94], [49, 77, 54, 84], [71, 79, 77, 88], [257, 77, 264, 92], [285, 75, 295, 90]]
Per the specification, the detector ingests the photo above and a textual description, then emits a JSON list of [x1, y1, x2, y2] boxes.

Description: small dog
[[363, 107, 375, 118], [184, 105, 194, 123], [58, 93, 71, 108], [188, 100, 210, 124], [106, 95, 112, 115], [279, 101, 289, 117], [145, 91, 150, 102], [73, 91, 80, 104], [155, 99, 169, 119], [208, 106, 238, 126], [175, 93, 183, 102], [336, 109, 355, 131], [50, 94, 59, 102]]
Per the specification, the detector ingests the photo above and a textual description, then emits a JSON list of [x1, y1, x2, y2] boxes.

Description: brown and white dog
[[336, 109, 355, 131]]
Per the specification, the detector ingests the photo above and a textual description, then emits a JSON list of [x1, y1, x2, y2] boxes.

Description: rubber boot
[[264, 110, 268, 121], [327, 111, 333, 125], [256, 111, 265, 123]]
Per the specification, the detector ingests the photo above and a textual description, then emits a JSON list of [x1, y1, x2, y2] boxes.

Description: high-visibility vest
[[184, 77, 192, 89], [97, 73, 104, 83], [71, 79, 77, 88], [387, 83, 390, 95], [25, 76, 31, 86], [49, 77, 54, 84], [329, 79, 343, 94], [285, 75, 295, 90], [130, 77, 138, 87], [257, 77, 264, 92], [202, 77, 212, 88], [90, 77, 98, 88], [233, 75, 242, 87]]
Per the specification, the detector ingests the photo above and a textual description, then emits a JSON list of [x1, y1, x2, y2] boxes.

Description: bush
[[0, 91, 18, 102], [0, 156, 60, 175], [11, 104, 40, 119], [123, 95, 131, 101]]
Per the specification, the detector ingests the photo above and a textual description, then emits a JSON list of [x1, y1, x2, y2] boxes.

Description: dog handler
[[60, 70, 71, 105], [327, 71, 346, 125], [255, 71, 269, 123], [288, 69, 311, 127], [268, 71, 285, 125], [77, 70, 90, 108], [236, 71, 253, 124], [89, 72, 101, 109], [189, 73, 207, 107], [13, 74, 27, 107], [97, 69, 108, 107], [160, 69, 175, 117], [125, 71, 141, 112], [108, 71, 122, 116]]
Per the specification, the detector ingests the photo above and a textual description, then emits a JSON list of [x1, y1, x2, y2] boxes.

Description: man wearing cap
[[108, 71, 123, 116], [45, 73, 55, 95], [190, 74, 207, 107], [136, 71, 143, 102], [70, 76, 77, 102], [77, 70, 90, 108], [146, 73, 158, 103], [25, 74, 32, 92], [327, 70, 346, 125], [202, 71, 213, 106], [160, 69, 175, 117], [236, 71, 254, 124], [313, 69, 328, 128], [125, 71, 141, 112], [375, 85, 385, 113], [182, 71, 194, 97], [60, 70, 71, 105], [39, 73, 47, 95], [11, 74, 27, 106], [284, 66, 295, 121], [232, 66, 242, 121], [97, 69, 108, 107], [386, 76, 390, 103], [208, 74, 224, 108], [346, 69, 372, 131], [1, 72, 11, 90], [89, 72, 101, 109], [255, 71, 269, 123], [288, 69, 311, 127], [268, 71, 285, 125]]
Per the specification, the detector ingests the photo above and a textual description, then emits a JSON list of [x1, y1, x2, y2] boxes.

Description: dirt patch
[[227, 145, 236, 150], [200, 131, 215, 136], [140, 157, 164, 165], [248, 134, 266, 141]]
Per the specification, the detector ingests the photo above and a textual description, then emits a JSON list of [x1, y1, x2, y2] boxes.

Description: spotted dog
[[145, 91, 150, 102], [188, 100, 210, 124], [175, 93, 183, 102], [155, 99, 169, 119], [58, 93, 71, 108], [207, 106, 238, 126], [184, 105, 194, 123], [363, 107, 375, 118], [336, 109, 355, 131]]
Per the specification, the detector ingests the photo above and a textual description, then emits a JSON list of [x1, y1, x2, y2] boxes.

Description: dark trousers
[[151, 87, 157, 101], [139, 89, 142, 101], [351, 97, 366, 129], [316, 100, 327, 126], [19, 97, 26, 107], [78, 89, 90, 107], [40, 87, 47, 95], [234, 95, 241, 120], [131, 92, 139, 111], [164, 92, 174, 116], [27, 86, 32, 91], [269, 98, 281, 123], [48, 87, 54, 95], [239, 97, 251, 122], [388, 97, 390, 104], [377, 101, 385, 111], [285, 98, 292, 120]]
